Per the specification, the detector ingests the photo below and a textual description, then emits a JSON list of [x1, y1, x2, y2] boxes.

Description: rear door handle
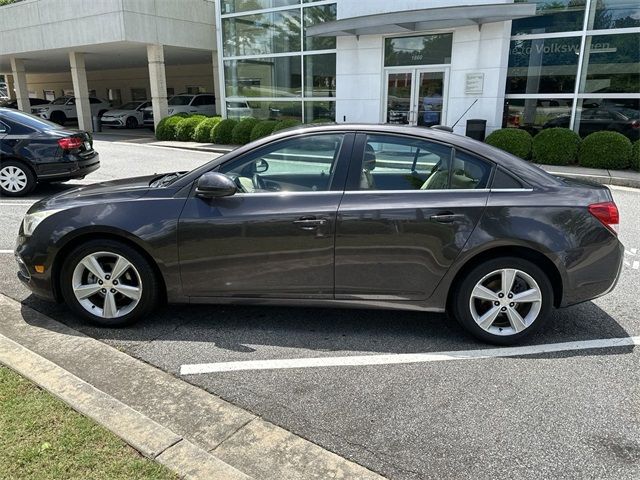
[[293, 217, 327, 230], [430, 212, 465, 223]]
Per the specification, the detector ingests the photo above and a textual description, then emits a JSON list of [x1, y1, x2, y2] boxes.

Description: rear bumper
[[559, 237, 624, 307], [37, 153, 100, 181]]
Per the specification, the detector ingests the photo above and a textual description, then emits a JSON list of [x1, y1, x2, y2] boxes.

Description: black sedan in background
[[0, 97, 51, 114], [15, 124, 623, 344], [0, 108, 99, 196]]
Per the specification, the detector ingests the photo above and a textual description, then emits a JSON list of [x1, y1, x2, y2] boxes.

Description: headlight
[[22, 209, 63, 237], [36, 108, 48, 113], [116, 113, 128, 118]]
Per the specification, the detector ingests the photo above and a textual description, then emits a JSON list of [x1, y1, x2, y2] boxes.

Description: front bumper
[[15, 235, 57, 302], [101, 117, 126, 127]]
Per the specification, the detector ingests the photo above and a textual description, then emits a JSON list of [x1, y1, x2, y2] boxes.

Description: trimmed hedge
[[250, 120, 278, 142], [273, 119, 302, 133], [155, 115, 185, 141], [194, 116, 222, 143], [310, 117, 334, 124], [532, 128, 581, 166], [630, 140, 640, 171], [175, 115, 207, 142], [212, 118, 238, 144], [231, 117, 259, 145], [485, 128, 533, 160], [578, 131, 632, 170]]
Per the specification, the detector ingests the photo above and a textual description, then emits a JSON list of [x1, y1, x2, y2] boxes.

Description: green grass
[[0, 366, 177, 480]]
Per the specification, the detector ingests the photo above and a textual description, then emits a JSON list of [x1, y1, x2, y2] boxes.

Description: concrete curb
[[0, 333, 250, 480], [0, 294, 386, 480]]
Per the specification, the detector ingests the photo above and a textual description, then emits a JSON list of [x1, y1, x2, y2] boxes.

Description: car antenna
[[451, 98, 479, 129]]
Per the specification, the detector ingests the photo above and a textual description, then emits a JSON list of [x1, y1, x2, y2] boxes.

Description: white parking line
[[0, 250, 14, 254], [180, 336, 640, 375]]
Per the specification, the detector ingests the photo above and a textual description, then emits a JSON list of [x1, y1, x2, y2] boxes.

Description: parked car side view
[[14, 125, 622, 345], [101, 101, 151, 129], [143, 94, 217, 127], [543, 106, 640, 141], [0, 97, 51, 114], [35, 96, 111, 126], [0, 108, 99, 196]]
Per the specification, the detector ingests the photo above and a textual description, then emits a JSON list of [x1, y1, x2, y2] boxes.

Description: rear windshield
[[0, 109, 62, 130], [169, 96, 193, 106]]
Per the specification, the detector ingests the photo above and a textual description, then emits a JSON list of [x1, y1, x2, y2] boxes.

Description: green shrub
[[485, 128, 533, 160], [231, 117, 259, 145], [532, 128, 581, 165], [155, 115, 185, 141], [211, 118, 238, 144], [309, 117, 334, 124], [631, 140, 640, 171], [578, 131, 632, 170], [250, 120, 278, 142], [194, 116, 222, 143], [175, 115, 207, 142], [272, 119, 302, 133]]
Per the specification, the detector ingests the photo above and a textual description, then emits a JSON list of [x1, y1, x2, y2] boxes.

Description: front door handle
[[430, 212, 465, 223], [293, 217, 327, 230]]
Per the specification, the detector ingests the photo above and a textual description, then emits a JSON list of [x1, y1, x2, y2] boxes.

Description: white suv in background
[[35, 96, 111, 126], [168, 93, 216, 116], [143, 93, 217, 127]]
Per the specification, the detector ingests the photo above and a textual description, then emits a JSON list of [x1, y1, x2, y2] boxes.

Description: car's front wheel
[[0, 160, 36, 196], [451, 257, 553, 345], [125, 116, 138, 129], [60, 240, 160, 327]]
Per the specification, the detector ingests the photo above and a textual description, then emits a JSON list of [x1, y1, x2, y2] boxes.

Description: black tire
[[60, 239, 160, 327], [125, 116, 138, 129], [0, 159, 36, 197], [50, 111, 66, 125], [450, 256, 553, 345]]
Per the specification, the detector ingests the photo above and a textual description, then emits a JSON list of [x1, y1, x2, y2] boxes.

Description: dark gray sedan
[[15, 124, 623, 344]]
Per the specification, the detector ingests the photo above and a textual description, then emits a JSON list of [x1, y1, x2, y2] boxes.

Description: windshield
[[117, 102, 143, 110], [0, 109, 62, 130], [51, 97, 71, 105], [169, 96, 193, 106]]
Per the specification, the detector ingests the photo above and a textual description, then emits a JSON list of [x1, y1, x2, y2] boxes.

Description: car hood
[[29, 175, 162, 213], [103, 109, 135, 116]]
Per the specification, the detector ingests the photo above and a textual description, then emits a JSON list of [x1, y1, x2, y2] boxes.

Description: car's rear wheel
[[451, 257, 553, 345], [60, 240, 159, 327], [0, 160, 36, 196], [125, 116, 138, 129], [50, 111, 66, 125]]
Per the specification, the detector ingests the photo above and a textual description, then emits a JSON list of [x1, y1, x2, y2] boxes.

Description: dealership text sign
[[511, 41, 611, 56]]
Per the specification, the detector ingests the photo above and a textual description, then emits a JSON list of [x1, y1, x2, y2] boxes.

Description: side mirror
[[196, 172, 237, 198], [255, 159, 269, 173]]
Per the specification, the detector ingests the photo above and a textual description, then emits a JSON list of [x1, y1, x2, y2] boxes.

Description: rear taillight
[[57, 137, 83, 150], [631, 120, 640, 129], [588, 201, 619, 235]]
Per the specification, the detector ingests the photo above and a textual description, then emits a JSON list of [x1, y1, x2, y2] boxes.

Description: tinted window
[[89, 98, 102, 104], [169, 96, 193, 106], [219, 134, 344, 193], [492, 169, 524, 189], [352, 135, 452, 191], [0, 110, 61, 131], [0, 121, 8, 134], [51, 97, 70, 105]]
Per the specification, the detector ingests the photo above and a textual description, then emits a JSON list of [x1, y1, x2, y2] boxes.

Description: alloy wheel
[[469, 268, 542, 336], [0, 165, 28, 193], [71, 251, 143, 319]]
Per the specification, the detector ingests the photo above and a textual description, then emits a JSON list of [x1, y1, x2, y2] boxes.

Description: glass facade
[[219, 0, 336, 122], [506, 0, 640, 139]]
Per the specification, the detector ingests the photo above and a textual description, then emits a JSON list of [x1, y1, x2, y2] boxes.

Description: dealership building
[[0, 0, 638, 136]]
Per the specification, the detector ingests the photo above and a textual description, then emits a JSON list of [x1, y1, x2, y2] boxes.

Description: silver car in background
[[101, 101, 151, 129]]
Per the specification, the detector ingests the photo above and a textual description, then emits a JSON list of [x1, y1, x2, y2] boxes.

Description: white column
[[69, 51, 92, 132], [10, 58, 29, 112], [147, 44, 168, 128]]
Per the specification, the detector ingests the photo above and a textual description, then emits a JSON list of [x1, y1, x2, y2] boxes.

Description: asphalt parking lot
[[1, 139, 639, 480]]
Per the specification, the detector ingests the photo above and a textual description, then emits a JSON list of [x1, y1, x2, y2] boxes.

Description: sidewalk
[[0, 294, 385, 480], [149, 140, 640, 189]]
